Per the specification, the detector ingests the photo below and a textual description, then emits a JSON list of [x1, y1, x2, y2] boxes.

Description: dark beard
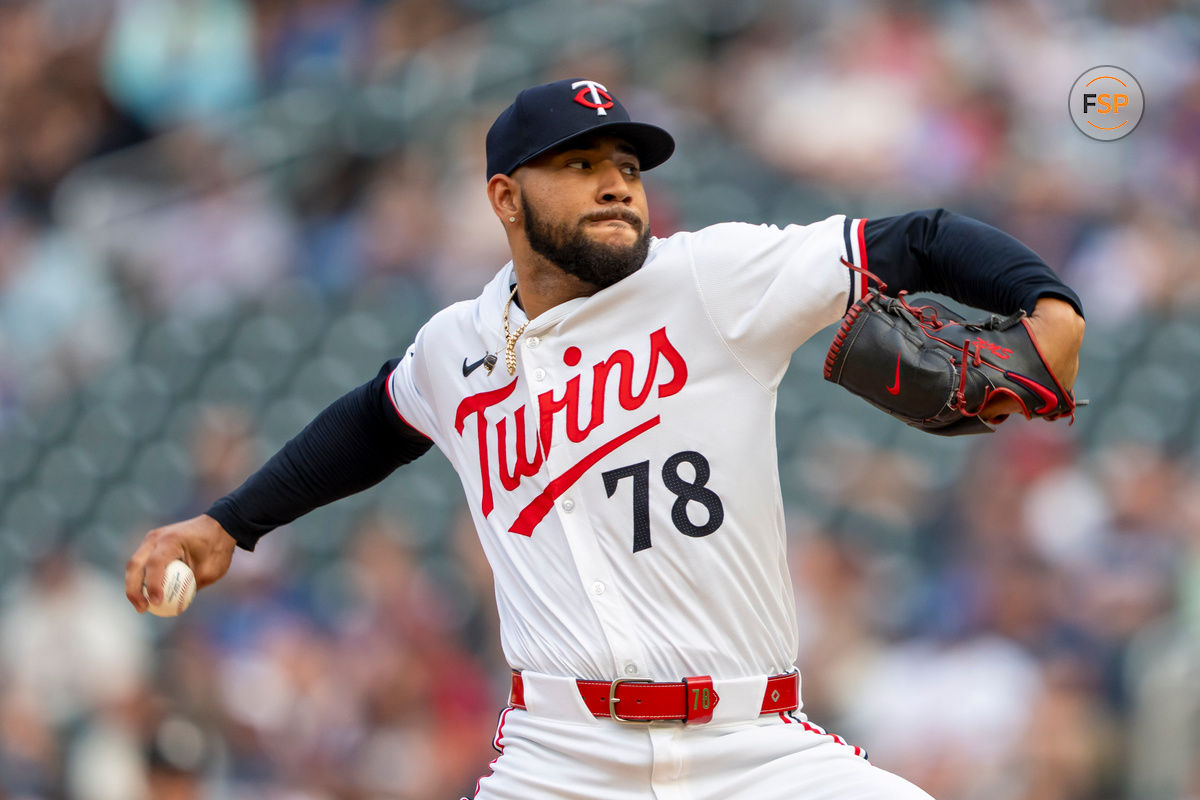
[[521, 198, 651, 289]]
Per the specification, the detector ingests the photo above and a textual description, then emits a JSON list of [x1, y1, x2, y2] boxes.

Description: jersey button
[[526, 337, 540, 349], [591, 581, 605, 596], [561, 498, 575, 512], [624, 663, 638, 676], [533, 368, 546, 382]]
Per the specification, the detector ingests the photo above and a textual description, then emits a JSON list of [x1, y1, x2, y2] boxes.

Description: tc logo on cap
[[572, 80, 614, 116]]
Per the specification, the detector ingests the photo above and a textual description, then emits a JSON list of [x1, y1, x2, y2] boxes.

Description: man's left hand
[[981, 296, 1085, 424]]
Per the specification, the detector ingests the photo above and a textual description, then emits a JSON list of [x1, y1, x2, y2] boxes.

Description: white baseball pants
[[465, 671, 934, 800]]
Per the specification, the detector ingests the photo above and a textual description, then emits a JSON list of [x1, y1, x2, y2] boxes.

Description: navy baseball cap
[[486, 78, 675, 179]]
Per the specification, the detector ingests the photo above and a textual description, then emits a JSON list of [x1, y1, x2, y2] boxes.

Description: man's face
[[514, 137, 652, 289]]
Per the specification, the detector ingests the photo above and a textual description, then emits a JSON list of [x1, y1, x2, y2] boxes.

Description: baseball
[[143, 560, 197, 617]]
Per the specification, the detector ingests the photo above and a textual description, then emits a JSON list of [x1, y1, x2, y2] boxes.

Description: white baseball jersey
[[388, 215, 869, 683]]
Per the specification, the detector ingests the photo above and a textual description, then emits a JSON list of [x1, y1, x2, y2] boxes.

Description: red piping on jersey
[[386, 365, 433, 441], [509, 415, 661, 536], [856, 218, 869, 300]]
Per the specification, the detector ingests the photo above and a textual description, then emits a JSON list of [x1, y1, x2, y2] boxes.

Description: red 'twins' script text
[[454, 327, 687, 535]]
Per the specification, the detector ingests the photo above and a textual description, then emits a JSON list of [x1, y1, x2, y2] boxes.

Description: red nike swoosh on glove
[[1006, 372, 1059, 414], [886, 350, 902, 395]]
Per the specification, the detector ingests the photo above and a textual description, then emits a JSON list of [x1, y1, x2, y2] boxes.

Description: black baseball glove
[[823, 284, 1077, 436]]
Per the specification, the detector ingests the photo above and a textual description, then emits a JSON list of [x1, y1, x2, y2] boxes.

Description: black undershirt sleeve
[[858, 208, 1083, 316], [206, 359, 434, 551]]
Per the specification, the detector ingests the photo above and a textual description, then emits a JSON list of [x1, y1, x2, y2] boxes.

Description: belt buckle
[[608, 678, 653, 724]]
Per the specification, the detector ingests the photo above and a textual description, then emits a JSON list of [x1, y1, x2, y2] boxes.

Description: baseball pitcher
[[126, 78, 1085, 799]]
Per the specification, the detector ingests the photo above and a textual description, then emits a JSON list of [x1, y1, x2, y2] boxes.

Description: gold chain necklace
[[499, 285, 528, 376]]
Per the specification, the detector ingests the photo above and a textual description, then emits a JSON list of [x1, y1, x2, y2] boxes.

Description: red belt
[[509, 671, 799, 724]]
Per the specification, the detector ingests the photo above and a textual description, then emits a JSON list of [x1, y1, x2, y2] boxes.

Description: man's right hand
[[125, 514, 237, 613]]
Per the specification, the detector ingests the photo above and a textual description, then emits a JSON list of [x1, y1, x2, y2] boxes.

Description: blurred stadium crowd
[[1, 0, 1200, 798]]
